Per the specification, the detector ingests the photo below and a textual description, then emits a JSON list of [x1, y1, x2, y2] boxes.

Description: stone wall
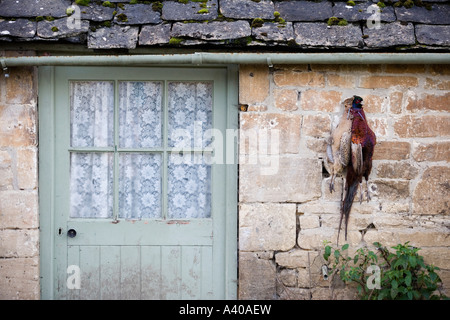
[[238, 64, 450, 299], [0, 58, 448, 300], [0, 51, 39, 299]]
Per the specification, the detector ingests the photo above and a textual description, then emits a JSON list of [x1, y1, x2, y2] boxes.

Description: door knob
[[67, 229, 77, 238]]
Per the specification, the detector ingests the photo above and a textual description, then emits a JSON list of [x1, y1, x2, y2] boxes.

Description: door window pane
[[168, 82, 213, 148], [168, 153, 211, 219], [119, 153, 162, 219], [70, 81, 114, 148], [69, 80, 214, 220], [119, 81, 163, 148], [70, 153, 113, 218]]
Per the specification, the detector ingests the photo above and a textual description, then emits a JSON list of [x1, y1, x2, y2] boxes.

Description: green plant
[[323, 241, 448, 300], [102, 1, 115, 8], [75, 0, 90, 6], [327, 17, 348, 27]]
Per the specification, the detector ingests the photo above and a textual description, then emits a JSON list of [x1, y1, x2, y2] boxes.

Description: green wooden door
[[39, 66, 238, 300]]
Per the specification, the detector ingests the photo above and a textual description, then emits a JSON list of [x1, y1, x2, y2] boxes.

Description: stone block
[[420, 247, 450, 270], [0, 150, 13, 190], [302, 114, 331, 138], [362, 94, 386, 113], [0, 19, 36, 38], [367, 118, 387, 139], [275, 1, 332, 22], [300, 90, 341, 112], [372, 141, 410, 160], [417, 25, 450, 46], [0, 190, 38, 229], [278, 287, 310, 300], [88, 25, 139, 49], [393, 115, 450, 138], [294, 23, 362, 48], [0, 257, 39, 300], [413, 141, 450, 162], [376, 162, 418, 180], [240, 113, 301, 155], [363, 22, 415, 48], [389, 91, 403, 114], [359, 75, 418, 89], [274, 70, 324, 88], [239, 203, 296, 251], [239, 251, 276, 299], [327, 74, 356, 88], [413, 166, 450, 215], [5, 67, 35, 104], [220, 0, 274, 19], [424, 78, 450, 91], [139, 24, 171, 45], [16, 148, 37, 189], [114, 4, 162, 24], [296, 268, 311, 288], [274, 89, 298, 111], [0, 229, 39, 258], [239, 65, 269, 104], [275, 249, 319, 268], [278, 268, 297, 287], [373, 179, 410, 201], [406, 92, 450, 112], [365, 229, 450, 248], [385, 64, 426, 74], [171, 20, 251, 41], [239, 157, 322, 203], [297, 200, 340, 215], [0, 104, 37, 147], [299, 215, 320, 230], [297, 229, 361, 250]]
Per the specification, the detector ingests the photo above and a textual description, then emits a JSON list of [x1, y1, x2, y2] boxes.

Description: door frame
[[38, 64, 239, 300]]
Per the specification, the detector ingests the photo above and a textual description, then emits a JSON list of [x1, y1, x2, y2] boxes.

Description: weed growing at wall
[[323, 241, 448, 300]]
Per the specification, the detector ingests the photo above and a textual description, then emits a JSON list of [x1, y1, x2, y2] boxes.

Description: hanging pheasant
[[338, 96, 376, 243], [324, 97, 353, 194]]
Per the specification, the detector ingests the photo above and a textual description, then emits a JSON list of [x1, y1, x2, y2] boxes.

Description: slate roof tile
[[395, 4, 450, 25], [220, 0, 275, 20], [416, 25, 450, 46], [162, 0, 218, 21], [0, 19, 36, 38], [294, 22, 363, 48], [275, 1, 332, 22], [363, 22, 416, 48], [171, 20, 251, 41], [0, 0, 70, 18], [0, 0, 448, 50]]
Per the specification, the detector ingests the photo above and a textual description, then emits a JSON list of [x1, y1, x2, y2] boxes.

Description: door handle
[[67, 229, 77, 238]]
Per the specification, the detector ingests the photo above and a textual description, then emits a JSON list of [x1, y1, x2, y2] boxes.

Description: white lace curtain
[[69, 81, 212, 219]]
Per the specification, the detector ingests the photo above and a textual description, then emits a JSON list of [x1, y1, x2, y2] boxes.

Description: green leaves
[[322, 241, 448, 300], [324, 245, 331, 261]]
